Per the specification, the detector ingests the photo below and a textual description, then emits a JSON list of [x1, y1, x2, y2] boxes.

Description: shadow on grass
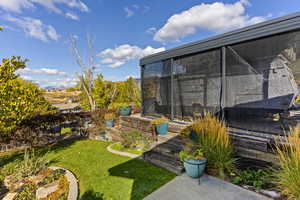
[[108, 158, 175, 200], [80, 190, 104, 200]]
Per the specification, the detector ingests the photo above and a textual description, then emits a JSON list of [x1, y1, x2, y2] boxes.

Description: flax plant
[[274, 124, 300, 199]]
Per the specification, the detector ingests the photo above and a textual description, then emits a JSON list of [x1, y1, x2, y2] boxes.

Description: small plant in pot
[[180, 142, 207, 178], [152, 117, 169, 135], [109, 103, 132, 116], [104, 113, 116, 128]]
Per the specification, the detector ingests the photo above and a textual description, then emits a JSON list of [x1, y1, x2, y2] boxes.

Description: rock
[[259, 189, 281, 199], [4, 176, 24, 191], [2, 192, 17, 200], [36, 181, 59, 199], [27, 174, 44, 185]]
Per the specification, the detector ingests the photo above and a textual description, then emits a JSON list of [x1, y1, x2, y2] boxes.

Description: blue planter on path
[[183, 159, 206, 178], [119, 106, 132, 116], [155, 123, 169, 135], [106, 120, 114, 128]]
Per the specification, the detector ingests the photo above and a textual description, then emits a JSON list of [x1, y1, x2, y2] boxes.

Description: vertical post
[[170, 58, 174, 121], [221, 46, 226, 119], [141, 65, 145, 117]]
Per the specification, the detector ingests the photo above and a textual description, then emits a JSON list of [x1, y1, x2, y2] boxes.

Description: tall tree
[[0, 26, 3, 31], [70, 34, 97, 111], [0, 57, 53, 136]]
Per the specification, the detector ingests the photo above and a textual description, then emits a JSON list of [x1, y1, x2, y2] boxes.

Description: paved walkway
[[144, 174, 271, 200]]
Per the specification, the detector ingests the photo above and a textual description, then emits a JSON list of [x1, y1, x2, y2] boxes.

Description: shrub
[[14, 181, 37, 200], [61, 128, 72, 135], [40, 169, 65, 186], [231, 168, 271, 189], [0, 57, 55, 137], [179, 141, 205, 161], [108, 102, 131, 110], [9, 149, 49, 184], [41, 176, 69, 200], [180, 125, 193, 138], [191, 114, 236, 179], [104, 113, 116, 121], [273, 124, 300, 199], [151, 117, 168, 126], [120, 130, 151, 151]]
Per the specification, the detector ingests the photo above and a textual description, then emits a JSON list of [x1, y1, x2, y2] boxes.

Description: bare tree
[[70, 34, 97, 111]]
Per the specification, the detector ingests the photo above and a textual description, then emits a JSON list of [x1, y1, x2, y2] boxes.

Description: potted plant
[[109, 103, 132, 116], [119, 103, 132, 116], [152, 117, 169, 135], [180, 142, 207, 178], [104, 113, 116, 128]]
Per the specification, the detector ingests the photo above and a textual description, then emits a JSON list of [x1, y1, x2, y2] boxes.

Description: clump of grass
[[104, 113, 116, 121], [60, 127, 72, 134], [273, 124, 300, 199], [191, 113, 236, 179], [151, 117, 168, 126]]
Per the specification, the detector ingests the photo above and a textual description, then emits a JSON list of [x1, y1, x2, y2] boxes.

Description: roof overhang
[[140, 11, 300, 66]]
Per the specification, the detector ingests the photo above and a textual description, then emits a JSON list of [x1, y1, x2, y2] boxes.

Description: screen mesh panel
[[142, 60, 171, 116], [173, 50, 221, 119], [225, 31, 300, 134]]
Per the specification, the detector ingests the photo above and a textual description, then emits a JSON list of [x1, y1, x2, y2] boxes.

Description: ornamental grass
[[274, 124, 300, 199]]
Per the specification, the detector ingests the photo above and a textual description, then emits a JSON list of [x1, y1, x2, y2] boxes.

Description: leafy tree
[[0, 26, 3, 31], [115, 77, 141, 107], [0, 57, 54, 136], [79, 75, 141, 110]]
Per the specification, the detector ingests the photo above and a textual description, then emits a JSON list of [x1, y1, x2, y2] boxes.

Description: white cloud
[[124, 5, 150, 18], [0, 0, 33, 13], [146, 27, 157, 35], [18, 68, 67, 76], [0, 0, 89, 14], [98, 44, 165, 68], [65, 12, 79, 21], [154, 0, 269, 42], [4, 15, 60, 42], [47, 25, 60, 40], [124, 7, 134, 18]]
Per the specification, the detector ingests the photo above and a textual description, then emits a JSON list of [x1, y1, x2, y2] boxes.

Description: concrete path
[[144, 174, 271, 200]]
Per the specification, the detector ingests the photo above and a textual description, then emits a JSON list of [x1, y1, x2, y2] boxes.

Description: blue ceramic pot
[[183, 158, 206, 178], [106, 120, 114, 128], [119, 106, 132, 116], [155, 123, 169, 135], [190, 130, 198, 142]]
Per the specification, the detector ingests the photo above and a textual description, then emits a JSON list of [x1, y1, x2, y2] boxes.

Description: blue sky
[[0, 0, 299, 88]]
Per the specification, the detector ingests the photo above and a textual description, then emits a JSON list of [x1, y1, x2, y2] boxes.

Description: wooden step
[[144, 152, 184, 175], [234, 146, 278, 164]]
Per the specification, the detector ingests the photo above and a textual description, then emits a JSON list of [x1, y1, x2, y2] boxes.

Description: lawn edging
[[49, 166, 78, 200], [107, 143, 141, 159]]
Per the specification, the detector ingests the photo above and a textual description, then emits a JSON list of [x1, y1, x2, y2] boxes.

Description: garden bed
[[2, 167, 75, 200]]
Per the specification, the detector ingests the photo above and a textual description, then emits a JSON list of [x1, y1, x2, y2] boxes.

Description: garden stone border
[[107, 143, 141, 159], [49, 166, 78, 200]]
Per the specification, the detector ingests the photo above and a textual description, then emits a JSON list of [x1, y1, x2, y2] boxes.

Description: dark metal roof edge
[[140, 11, 300, 66]]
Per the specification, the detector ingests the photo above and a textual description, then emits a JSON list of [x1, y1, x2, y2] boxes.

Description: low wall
[[117, 115, 280, 164]]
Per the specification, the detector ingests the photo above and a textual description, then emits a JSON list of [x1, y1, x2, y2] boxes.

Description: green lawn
[[0, 140, 175, 200], [110, 143, 143, 156]]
